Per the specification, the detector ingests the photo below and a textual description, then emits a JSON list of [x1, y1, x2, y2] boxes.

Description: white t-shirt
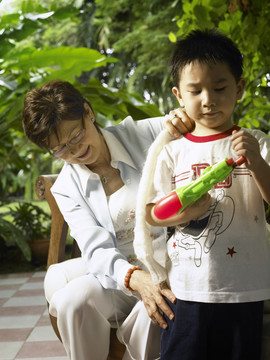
[[148, 126, 270, 303]]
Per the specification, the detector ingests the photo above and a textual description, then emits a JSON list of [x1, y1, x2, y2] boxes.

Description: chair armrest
[[35, 175, 68, 268]]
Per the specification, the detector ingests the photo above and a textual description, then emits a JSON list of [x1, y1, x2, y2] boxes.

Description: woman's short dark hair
[[169, 29, 244, 87], [22, 80, 94, 149]]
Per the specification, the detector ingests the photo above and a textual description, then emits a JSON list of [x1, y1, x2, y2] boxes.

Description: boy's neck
[[191, 121, 234, 136]]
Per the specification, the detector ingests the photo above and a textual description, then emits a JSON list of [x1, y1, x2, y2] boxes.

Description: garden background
[[0, 0, 269, 272]]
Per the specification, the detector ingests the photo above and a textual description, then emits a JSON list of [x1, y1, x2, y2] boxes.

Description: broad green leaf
[[20, 0, 48, 14], [13, 47, 117, 71], [7, 18, 39, 41], [52, 6, 79, 20], [168, 32, 177, 43], [182, 1, 195, 14], [0, 13, 20, 27], [194, 5, 208, 23], [251, 119, 260, 127], [75, 78, 162, 120], [0, 39, 15, 58]]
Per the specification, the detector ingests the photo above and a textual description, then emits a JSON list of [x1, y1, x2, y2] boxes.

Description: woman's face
[[49, 103, 107, 166]]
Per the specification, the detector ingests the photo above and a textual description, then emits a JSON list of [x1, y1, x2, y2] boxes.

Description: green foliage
[[9, 202, 51, 242], [76, 78, 162, 127], [0, 214, 31, 261], [0, 0, 162, 200], [0, 201, 51, 261], [94, 0, 180, 111], [0, 0, 269, 202], [3, 46, 117, 85], [94, 0, 270, 131], [175, 0, 270, 132]]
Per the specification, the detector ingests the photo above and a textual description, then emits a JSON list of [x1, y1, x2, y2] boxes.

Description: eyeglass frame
[[49, 114, 86, 158]]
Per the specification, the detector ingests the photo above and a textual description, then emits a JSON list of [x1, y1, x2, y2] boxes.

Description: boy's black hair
[[170, 29, 243, 87]]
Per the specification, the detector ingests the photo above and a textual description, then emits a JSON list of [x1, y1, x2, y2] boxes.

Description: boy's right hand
[[181, 193, 211, 223], [148, 193, 211, 227]]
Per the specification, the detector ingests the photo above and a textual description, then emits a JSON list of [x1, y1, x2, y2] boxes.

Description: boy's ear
[[83, 102, 91, 113], [172, 87, 185, 107], [236, 78, 246, 100]]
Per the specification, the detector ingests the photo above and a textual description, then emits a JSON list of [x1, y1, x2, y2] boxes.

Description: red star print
[[227, 247, 237, 257], [173, 242, 177, 249]]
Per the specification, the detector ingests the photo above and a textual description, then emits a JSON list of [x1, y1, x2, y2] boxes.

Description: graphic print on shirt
[[170, 189, 235, 267], [169, 159, 243, 268]]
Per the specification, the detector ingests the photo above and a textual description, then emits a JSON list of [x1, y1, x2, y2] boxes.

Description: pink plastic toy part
[[153, 192, 182, 220]]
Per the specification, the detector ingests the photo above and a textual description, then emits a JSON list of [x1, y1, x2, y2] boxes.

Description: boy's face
[[172, 60, 245, 135]]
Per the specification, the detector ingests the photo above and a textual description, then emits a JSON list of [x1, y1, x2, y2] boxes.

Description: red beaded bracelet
[[124, 266, 142, 290]]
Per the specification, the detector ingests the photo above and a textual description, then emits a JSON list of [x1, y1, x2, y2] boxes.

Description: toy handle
[[234, 156, 247, 166]]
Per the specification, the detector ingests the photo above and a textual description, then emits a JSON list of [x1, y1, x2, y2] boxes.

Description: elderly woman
[[22, 80, 192, 360]]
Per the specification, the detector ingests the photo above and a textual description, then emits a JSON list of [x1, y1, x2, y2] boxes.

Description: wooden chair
[[35, 175, 126, 360]]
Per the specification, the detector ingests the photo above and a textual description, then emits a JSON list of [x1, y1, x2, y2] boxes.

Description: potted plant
[[0, 214, 32, 262], [8, 202, 51, 264]]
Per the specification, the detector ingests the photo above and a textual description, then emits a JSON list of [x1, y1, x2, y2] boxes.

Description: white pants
[[49, 273, 161, 360]]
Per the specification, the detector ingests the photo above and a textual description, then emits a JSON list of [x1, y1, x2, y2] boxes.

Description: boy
[[134, 29, 270, 359]]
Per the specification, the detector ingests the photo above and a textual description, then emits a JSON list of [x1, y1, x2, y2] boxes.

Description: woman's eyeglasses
[[50, 116, 86, 158]]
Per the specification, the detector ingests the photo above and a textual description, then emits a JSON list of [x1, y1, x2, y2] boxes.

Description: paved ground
[[0, 271, 68, 360]]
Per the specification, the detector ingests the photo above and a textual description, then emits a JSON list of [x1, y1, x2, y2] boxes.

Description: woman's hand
[[163, 108, 195, 137], [129, 269, 176, 329]]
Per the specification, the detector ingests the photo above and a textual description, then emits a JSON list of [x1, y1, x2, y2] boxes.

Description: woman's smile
[[76, 145, 91, 160]]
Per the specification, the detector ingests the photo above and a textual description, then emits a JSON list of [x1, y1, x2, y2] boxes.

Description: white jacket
[[51, 116, 166, 293]]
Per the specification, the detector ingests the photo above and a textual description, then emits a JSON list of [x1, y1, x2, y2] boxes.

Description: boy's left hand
[[231, 129, 270, 204], [231, 129, 262, 171]]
